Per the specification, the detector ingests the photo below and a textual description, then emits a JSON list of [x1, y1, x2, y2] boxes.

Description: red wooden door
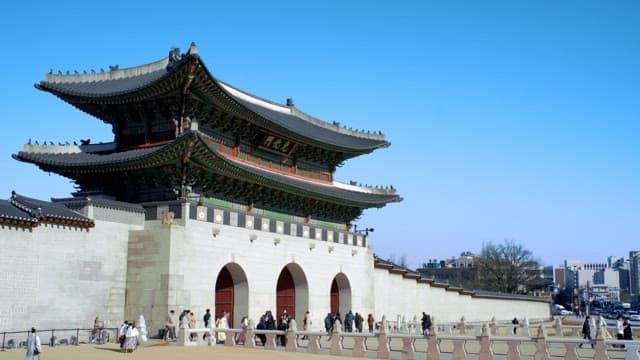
[[276, 267, 295, 321], [215, 267, 234, 327], [330, 278, 339, 314]]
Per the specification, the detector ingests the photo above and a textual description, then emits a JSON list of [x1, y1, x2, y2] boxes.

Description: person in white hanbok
[[25, 328, 42, 360], [216, 312, 229, 343], [123, 322, 139, 353]]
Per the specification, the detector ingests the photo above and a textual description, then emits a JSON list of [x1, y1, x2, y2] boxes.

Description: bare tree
[[387, 253, 409, 268], [477, 239, 541, 294]]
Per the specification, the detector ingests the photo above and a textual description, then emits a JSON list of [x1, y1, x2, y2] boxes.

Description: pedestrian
[[579, 315, 593, 348], [421, 312, 432, 336], [189, 311, 197, 341], [615, 315, 625, 348], [623, 318, 633, 340], [123, 321, 139, 353], [236, 316, 248, 345], [522, 317, 530, 336], [302, 311, 311, 339], [355, 312, 364, 333], [119, 320, 129, 349], [164, 309, 176, 341], [367, 314, 375, 333], [203, 309, 211, 341], [215, 313, 228, 343], [512, 317, 519, 335], [324, 313, 332, 333], [25, 327, 42, 360], [256, 313, 267, 345], [616, 315, 624, 340], [277, 317, 288, 346], [345, 310, 354, 332]]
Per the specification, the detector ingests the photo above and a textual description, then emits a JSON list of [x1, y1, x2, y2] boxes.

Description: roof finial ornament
[[169, 47, 180, 62], [188, 42, 199, 55], [286, 98, 294, 107]]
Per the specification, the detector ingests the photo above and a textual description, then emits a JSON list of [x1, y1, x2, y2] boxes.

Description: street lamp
[[353, 224, 374, 236]]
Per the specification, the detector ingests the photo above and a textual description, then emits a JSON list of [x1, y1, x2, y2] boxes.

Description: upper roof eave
[[35, 44, 390, 153]]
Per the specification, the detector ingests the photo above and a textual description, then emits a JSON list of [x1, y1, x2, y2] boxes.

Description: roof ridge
[[216, 77, 387, 142], [43, 56, 170, 84]]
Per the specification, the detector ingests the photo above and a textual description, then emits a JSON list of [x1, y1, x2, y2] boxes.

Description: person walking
[[118, 320, 129, 350], [367, 314, 375, 333], [623, 318, 633, 340], [345, 310, 354, 332], [355, 312, 364, 333], [203, 309, 211, 341], [189, 311, 197, 341], [324, 313, 332, 333], [164, 310, 176, 341], [302, 311, 311, 339], [25, 327, 42, 360], [511, 317, 519, 335], [421, 312, 432, 336], [236, 316, 249, 345], [579, 315, 593, 348], [123, 322, 139, 353]]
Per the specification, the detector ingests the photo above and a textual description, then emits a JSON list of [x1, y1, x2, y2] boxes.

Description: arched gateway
[[215, 263, 248, 328], [330, 273, 352, 316], [276, 263, 308, 322]]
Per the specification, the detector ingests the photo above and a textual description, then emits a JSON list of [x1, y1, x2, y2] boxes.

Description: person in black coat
[[579, 315, 593, 348]]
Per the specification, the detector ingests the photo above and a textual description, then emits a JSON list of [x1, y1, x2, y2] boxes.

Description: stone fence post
[[224, 329, 235, 346], [353, 335, 367, 358], [244, 319, 256, 348], [285, 319, 298, 352], [377, 315, 390, 359], [593, 323, 608, 360], [533, 325, 549, 360], [264, 331, 277, 350], [307, 333, 321, 354], [426, 318, 439, 360], [490, 316, 497, 335], [478, 324, 493, 360], [458, 316, 466, 335], [330, 319, 343, 356], [554, 317, 563, 337]]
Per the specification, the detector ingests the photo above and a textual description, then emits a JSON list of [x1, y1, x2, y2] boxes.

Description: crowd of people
[[323, 310, 374, 333]]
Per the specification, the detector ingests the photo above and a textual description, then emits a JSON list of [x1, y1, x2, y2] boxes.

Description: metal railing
[[1, 327, 119, 351]]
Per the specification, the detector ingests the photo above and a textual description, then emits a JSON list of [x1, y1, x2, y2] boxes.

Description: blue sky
[[1, 1, 638, 269]]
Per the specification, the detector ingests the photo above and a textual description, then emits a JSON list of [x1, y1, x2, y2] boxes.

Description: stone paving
[[0, 341, 359, 360]]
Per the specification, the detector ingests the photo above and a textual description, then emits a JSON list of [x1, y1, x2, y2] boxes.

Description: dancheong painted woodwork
[[14, 43, 401, 223]]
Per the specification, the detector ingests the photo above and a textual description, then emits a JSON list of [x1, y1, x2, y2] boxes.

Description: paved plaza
[[0, 342, 357, 360]]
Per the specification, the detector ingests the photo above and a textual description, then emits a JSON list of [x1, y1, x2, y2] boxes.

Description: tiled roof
[[0, 200, 38, 227], [229, 93, 387, 150], [36, 67, 167, 97], [13, 144, 158, 167], [52, 196, 145, 214], [13, 131, 401, 207], [35, 43, 389, 152], [0, 191, 94, 228]]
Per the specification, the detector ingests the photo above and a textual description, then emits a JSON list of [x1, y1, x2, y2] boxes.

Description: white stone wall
[[126, 211, 375, 334], [0, 207, 144, 332], [371, 267, 551, 325], [1, 202, 550, 334]]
